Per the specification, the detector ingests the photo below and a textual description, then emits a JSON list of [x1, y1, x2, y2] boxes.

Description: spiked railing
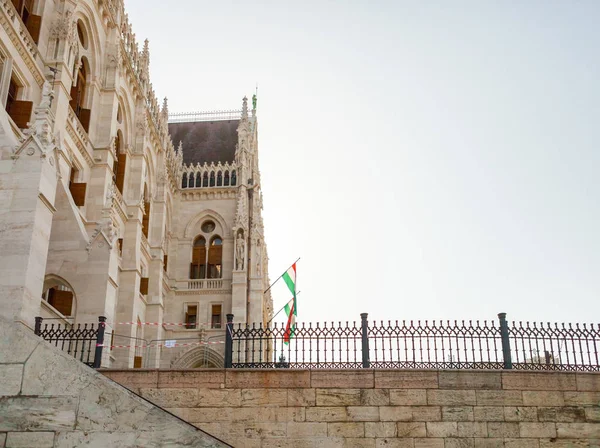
[[226, 313, 600, 371]]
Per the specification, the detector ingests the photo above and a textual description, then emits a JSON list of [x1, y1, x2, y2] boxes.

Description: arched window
[[142, 186, 151, 239], [181, 172, 188, 189], [231, 170, 237, 186], [113, 131, 126, 194], [207, 236, 223, 279], [70, 58, 91, 132], [195, 172, 201, 188], [209, 171, 216, 187], [190, 236, 206, 279], [217, 171, 223, 187], [224, 171, 230, 186], [42, 277, 75, 317], [202, 172, 209, 187]]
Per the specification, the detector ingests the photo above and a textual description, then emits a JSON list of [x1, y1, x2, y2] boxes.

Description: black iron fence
[[34, 316, 106, 368], [225, 313, 600, 371]]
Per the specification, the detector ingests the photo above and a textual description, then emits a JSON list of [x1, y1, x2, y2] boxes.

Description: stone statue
[[235, 233, 245, 271], [252, 94, 257, 110]]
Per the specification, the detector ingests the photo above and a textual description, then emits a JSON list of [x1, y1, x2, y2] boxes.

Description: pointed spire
[[242, 96, 248, 119], [162, 97, 169, 117]]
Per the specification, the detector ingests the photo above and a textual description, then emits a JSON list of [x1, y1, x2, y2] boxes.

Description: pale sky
[[126, 1, 600, 326]]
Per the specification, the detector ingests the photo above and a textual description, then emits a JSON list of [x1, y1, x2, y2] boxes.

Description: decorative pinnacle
[[242, 96, 248, 119], [161, 97, 168, 117]]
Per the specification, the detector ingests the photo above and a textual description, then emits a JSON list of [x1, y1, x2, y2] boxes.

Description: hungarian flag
[[282, 264, 297, 344]]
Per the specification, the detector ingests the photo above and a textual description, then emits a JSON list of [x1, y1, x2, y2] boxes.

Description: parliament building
[[0, 0, 272, 368]]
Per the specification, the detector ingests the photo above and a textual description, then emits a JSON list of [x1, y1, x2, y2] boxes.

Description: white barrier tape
[[99, 340, 225, 349]]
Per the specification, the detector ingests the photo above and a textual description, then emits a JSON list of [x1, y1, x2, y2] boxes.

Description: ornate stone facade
[[0, 0, 271, 369]]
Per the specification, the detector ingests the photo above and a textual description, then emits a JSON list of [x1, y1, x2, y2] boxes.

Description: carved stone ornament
[[235, 233, 246, 271]]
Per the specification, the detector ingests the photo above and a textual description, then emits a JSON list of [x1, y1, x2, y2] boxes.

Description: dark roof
[[168, 120, 239, 165]]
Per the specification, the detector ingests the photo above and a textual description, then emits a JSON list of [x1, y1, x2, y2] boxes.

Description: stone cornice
[[0, 0, 44, 86]]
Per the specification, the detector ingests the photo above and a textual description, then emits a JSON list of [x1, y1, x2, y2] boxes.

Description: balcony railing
[[172, 278, 231, 291]]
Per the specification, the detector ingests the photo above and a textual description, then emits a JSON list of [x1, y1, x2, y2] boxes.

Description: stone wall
[[102, 368, 600, 448], [0, 316, 228, 447]]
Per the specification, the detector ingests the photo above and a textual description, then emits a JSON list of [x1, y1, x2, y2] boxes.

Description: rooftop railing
[[168, 110, 244, 123]]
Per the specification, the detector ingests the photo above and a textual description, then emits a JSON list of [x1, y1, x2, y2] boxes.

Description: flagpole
[[266, 291, 301, 325], [263, 257, 300, 294]]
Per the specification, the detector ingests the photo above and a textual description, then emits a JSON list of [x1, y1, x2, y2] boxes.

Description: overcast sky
[[126, 0, 600, 327]]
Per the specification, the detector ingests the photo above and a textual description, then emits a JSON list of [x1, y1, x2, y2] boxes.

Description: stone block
[[504, 406, 538, 422], [426, 422, 458, 437], [157, 369, 224, 389], [522, 391, 564, 406], [0, 365, 22, 395], [55, 431, 139, 447], [311, 370, 373, 388], [537, 406, 586, 422], [476, 390, 523, 406], [445, 439, 475, 448], [591, 440, 600, 448], [243, 422, 287, 438], [102, 369, 158, 391], [197, 388, 241, 407], [473, 406, 505, 421], [362, 389, 390, 405], [164, 407, 189, 420], [458, 422, 488, 437], [21, 344, 92, 396], [519, 422, 557, 438], [306, 407, 348, 422], [414, 439, 444, 448], [344, 438, 376, 448], [76, 380, 153, 431], [413, 406, 443, 421], [397, 422, 426, 437], [487, 421, 519, 437], [0, 322, 39, 364], [287, 422, 328, 437], [375, 439, 414, 448], [428, 390, 476, 406], [0, 433, 5, 447], [442, 406, 474, 421], [502, 372, 577, 391], [474, 439, 503, 448], [316, 388, 361, 406], [328, 422, 365, 437], [586, 407, 600, 422], [227, 438, 261, 448], [241, 389, 286, 407], [504, 439, 540, 448], [439, 371, 501, 390], [288, 388, 316, 406], [0, 396, 77, 431], [375, 371, 438, 389], [564, 392, 600, 406], [366, 422, 398, 438], [391, 390, 428, 406], [540, 440, 590, 448], [556, 423, 600, 438], [347, 406, 380, 421], [186, 407, 231, 423], [261, 437, 344, 448], [5, 431, 54, 447], [140, 387, 199, 408], [577, 374, 600, 392], [380, 406, 413, 421], [226, 370, 310, 388]]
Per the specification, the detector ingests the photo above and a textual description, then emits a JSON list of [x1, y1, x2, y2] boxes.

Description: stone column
[[0, 89, 59, 329]]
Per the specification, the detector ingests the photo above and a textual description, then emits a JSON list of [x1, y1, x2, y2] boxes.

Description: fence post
[[498, 312, 512, 369], [225, 314, 234, 369], [93, 316, 106, 369], [34, 316, 43, 336], [361, 313, 370, 368]]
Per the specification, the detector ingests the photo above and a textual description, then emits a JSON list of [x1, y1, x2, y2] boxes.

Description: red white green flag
[[282, 263, 297, 344]]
